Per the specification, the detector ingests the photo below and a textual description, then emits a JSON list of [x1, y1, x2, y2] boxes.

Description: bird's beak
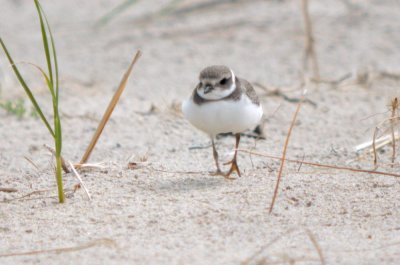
[[204, 85, 213, 94]]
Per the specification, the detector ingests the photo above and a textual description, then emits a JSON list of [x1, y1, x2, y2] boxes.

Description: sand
[[0, 0, 400, 264]]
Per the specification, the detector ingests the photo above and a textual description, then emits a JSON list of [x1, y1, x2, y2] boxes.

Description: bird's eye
[[219, 78, 228, 85]]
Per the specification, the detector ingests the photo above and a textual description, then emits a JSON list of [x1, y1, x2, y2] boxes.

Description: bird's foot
[[209, 169, 236, 180], [223, 158, 241, 178], [209, 169, 224, 176]]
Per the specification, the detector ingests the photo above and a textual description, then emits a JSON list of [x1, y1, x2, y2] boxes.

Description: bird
[[182, 65, 263, 179]]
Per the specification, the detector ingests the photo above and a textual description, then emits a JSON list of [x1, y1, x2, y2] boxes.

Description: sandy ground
[[1, 0, 400, 264]]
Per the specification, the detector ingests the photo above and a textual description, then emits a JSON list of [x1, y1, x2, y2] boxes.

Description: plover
[[182, 65, 263, 178]]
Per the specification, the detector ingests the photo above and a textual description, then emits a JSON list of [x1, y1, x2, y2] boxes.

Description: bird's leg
[[210, 137, 224, 176], [224, 133, 241, 178]]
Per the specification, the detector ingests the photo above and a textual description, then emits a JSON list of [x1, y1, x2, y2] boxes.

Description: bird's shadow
[[154, 175, 228, 193]]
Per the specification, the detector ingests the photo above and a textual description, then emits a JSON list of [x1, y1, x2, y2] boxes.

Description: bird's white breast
[[182, 94, 263, 137]]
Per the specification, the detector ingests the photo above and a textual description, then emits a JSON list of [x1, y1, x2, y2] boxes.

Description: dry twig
[[80, 51, 142, 164], [73, 162, 108, 170], [23, 156, 40, 171], [68, 161, 92, 200], [0, 238, 115, 258], [44, 144, 70, 173], [1, 189, 53, 203], [242, 227, 324, 265], [238, 149, 400, 178], [254, 82, 316, 106], [356, 132, 399, 155], [269, 89, 307, 214], [241, 228, 298, 265], [310, 73, 352, 87], [0, 188, 18, 193], [301, 0, 320, 80], [371, 99, 399, 166], [389, 97, 398, 165], [305, 229, 326, 265]]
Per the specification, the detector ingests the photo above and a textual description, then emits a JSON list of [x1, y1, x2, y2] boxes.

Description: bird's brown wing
[[239, 78, 260, 105]]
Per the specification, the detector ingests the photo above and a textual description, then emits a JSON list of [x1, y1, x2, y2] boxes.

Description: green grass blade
[[0, 38, 55, 137], [54, 114, 62, 155], [38, 3, 59, 101], [35, 0, 64, 203], [158, 0, 183, 16], [55, 155, 65, 203], [2, 0, 64, 203], [95, 0, 139, 27], [34, 0, 54, 88], [36, 1, 61, 153], [18, 62, 53, 94], [35, 0, 62, 154]]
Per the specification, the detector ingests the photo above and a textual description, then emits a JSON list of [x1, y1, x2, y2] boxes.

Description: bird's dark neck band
[[193, 77, 241, 105]]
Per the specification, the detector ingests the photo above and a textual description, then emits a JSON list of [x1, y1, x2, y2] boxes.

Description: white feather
[[182, 94, 263, 137]]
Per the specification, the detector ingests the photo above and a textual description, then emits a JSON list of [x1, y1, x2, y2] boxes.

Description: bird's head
[[196, 65, 236, 100]]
